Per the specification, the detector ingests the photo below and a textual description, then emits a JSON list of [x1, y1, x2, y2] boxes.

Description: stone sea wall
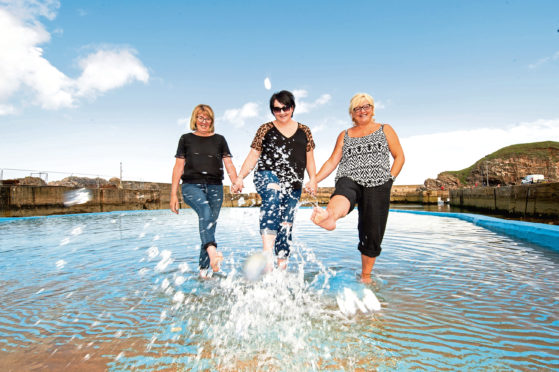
[[450, 182, 559, 220], [0, 184, 171, 217], [1, 183, 442, 217]]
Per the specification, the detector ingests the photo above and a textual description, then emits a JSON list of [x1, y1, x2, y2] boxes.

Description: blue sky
[[1, 0, 558, 187]]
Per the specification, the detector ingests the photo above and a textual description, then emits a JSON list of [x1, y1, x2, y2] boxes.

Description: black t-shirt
[[250, 122, 315, 189], [175, 133, 232, 184]]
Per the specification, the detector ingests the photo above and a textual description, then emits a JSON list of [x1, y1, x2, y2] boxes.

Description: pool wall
[[392, 209, 559, 251]]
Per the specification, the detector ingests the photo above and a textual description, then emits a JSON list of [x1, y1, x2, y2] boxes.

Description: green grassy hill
[[442, 141, 559, 185]]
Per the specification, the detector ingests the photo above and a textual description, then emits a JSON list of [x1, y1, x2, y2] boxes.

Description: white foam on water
[[172, 291, 184, 303], [147, 246, 159, 259], [71, 226, 83, 236], [178, 262, 189, 273], [337, 287, 382, 317], [155, 250, 173, 271], [363, 288, 382, 311], [161, 278, 170, 290]]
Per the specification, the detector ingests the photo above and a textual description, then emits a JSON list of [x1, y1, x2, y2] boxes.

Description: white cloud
[[0, 2, 149, 112], [397, 118, 559, 185], [374, 100, 386, 110], [222, 102, 260, 128], [75, 49, 149, 98], [0, 0, 60, 20], [292, 89, 308, 99], [528, 51, 559, 69], [0, 103, 16, 115], [293, 89, 331, 114], [311, 124, 325, 134]]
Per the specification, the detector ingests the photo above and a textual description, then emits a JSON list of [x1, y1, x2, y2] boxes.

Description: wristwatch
[[390, 174, 396, 182]]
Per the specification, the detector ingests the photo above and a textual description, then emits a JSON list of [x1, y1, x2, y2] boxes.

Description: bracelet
[[390, 174, 396, 182]]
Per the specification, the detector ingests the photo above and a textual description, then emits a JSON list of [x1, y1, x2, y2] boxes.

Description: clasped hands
[[231, 178, 243, 194]]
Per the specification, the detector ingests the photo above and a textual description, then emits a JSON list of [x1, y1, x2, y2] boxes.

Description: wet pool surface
[[1, 208, 558, 371]]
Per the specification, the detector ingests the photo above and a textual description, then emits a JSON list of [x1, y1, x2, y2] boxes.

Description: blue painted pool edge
[[390, 209, 559, 252]]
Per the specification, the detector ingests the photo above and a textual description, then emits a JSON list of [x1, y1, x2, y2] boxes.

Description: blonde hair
[[349, 93, 375, 123], [189, 104, 215, 132]]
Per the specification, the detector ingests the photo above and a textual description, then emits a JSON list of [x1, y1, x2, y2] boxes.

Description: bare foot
[[311, 207, 336, 231], [207, 246, 223, 272], [360, 273, 372, 284]]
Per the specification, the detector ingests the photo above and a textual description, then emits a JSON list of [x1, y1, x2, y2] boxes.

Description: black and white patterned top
[[335, 125, 391, 187]]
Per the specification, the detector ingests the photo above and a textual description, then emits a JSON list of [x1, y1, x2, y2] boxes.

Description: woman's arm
[[223, 156, 238, 185], [384, 124, 405, 179], [315, 131, 345, 183], [233, 148, 261, 192], [170, 158, 185, 214]]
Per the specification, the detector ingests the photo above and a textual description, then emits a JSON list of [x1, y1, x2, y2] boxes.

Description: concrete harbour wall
[[1, 183, 444, 218], [0, 184, 172, 217], [450, 183, 559, 220]]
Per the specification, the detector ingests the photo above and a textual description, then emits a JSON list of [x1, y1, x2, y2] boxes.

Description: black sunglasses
[[272, 105, 292, 113]]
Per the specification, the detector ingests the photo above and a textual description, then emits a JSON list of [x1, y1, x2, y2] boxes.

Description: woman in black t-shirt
[[234, 90, 317, 271], [171, 104, 238, 278]]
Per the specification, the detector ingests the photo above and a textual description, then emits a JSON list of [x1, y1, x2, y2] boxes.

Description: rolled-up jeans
[[254, 171, 302, 258], [181, 183, 223, 270]]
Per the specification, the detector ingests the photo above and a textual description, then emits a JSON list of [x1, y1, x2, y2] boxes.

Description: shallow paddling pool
[[1, 208, 558, 371]]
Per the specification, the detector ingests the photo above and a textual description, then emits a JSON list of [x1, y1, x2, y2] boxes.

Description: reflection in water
[[0, 208, 558, 371]]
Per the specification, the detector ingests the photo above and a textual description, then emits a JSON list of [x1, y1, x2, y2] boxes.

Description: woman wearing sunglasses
[[311, 93, 405, 283], [171, 104, 238, 278], [234, 90, 317, 271]]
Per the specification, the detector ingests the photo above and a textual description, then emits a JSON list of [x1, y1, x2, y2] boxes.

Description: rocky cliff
[[423, 141, 559, 190]]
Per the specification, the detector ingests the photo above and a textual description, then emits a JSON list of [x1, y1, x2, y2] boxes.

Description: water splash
[[63, 188, 92, 207]]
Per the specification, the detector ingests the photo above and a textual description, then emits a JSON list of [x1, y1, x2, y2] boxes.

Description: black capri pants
[[332, 177, 393, 258]]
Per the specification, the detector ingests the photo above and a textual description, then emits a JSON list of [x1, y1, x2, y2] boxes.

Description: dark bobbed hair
[[269, 90, 296, 114]]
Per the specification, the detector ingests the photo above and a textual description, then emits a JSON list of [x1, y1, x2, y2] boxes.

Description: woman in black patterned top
[[234, 90, 317, 271], [311, 93, 405, 283]]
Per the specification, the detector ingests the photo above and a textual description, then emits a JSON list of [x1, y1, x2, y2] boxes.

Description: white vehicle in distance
[[521, 174, 545, 184]]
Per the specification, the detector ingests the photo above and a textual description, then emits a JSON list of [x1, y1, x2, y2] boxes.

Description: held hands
[[304, 179, 317, 196], [231, 178, 244, 194]]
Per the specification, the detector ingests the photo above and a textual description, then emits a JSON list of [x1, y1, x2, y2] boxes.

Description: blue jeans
[[181, 183, 223, 270], [254, 171, 302, 258]]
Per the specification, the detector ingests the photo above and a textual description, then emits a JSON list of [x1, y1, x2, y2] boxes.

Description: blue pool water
[[1, 208, 558, 371]]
